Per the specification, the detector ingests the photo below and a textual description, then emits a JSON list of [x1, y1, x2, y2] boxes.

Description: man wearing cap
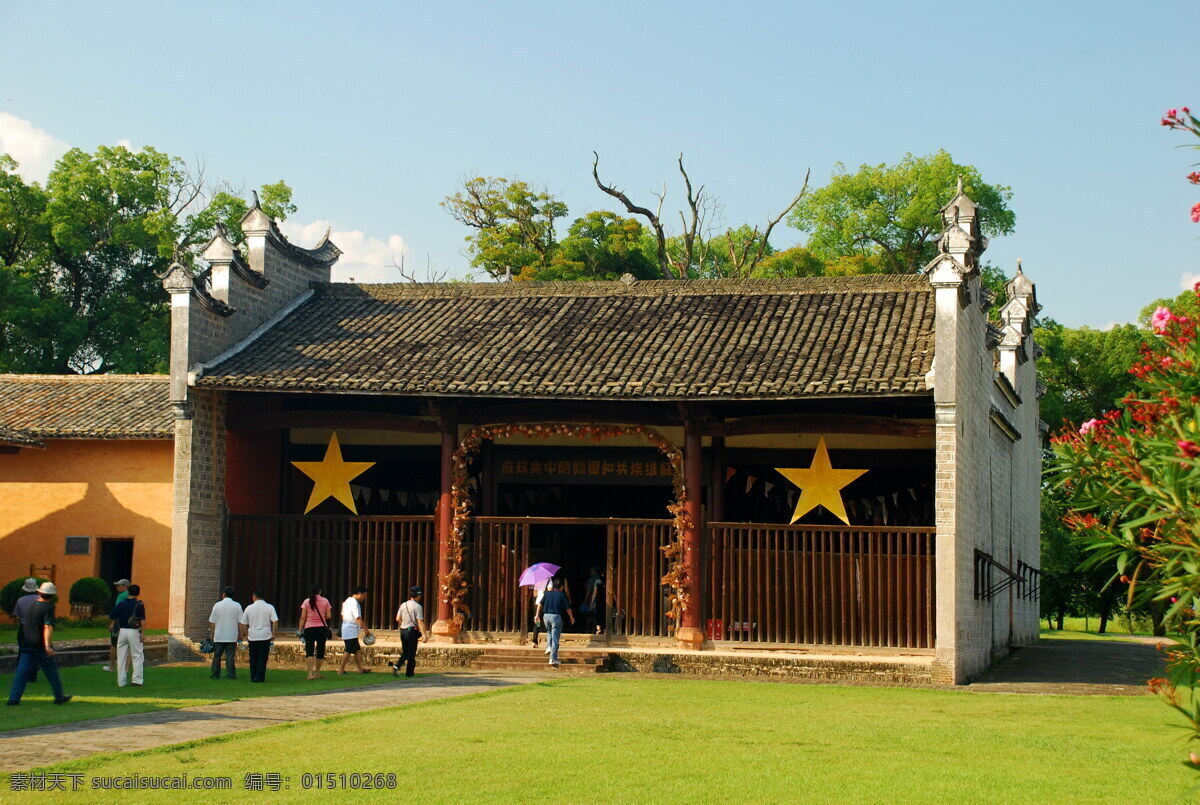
[[7, 582, 71, 706], [390, 586, 426, 678], [104, 579, 130, 673], [12, 579, 41, 684]]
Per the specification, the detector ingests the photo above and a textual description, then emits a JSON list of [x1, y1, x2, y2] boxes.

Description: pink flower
[[1184, 107, 1192, 114], [1194, 278, 1200, 292], [1179, 440, 1200, 458], [1079, 418, 1101, 435], [1192, 203, 1200, 223], [1168, 109, 1179, 118], [1151, 306, 1174, 333], [1188, 172, 1200, 185]]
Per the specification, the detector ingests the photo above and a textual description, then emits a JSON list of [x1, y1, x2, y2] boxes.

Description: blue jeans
[[544, 614, 563, 664], [8, 649, 66, 703]]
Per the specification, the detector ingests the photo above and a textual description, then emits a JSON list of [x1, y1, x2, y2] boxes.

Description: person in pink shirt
[[299, 585, 333, 680]]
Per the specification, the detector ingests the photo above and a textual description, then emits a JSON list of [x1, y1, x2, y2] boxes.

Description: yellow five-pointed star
[[775, 436, 867, 525], [291, 432, 375, 514]]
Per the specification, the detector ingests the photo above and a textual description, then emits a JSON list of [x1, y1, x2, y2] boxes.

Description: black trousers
[[399, 628, 420, 677], [248, 640, 270, 682], [211, 642, 236, 678]]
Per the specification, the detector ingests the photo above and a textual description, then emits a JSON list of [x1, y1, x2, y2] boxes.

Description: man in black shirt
[[109, 584, 147, 688], [7, 582, 71, 706]]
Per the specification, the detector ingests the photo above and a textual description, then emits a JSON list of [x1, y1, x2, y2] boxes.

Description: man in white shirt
[[338, 586, 372, 675], [239, 589, 279, 683], [389, 586, 426, 678], [207, 587, 243, 680]]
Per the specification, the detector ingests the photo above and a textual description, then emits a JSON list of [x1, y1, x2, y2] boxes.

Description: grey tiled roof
[[0, 424, 44, 448], [0, 374, 172, 439], [198, 275, 935, 400]]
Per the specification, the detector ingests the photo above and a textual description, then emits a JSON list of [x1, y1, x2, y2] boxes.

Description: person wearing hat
[[104, 579, 131, 673], [390, 586, 426, 678], [12, 579, 41, 684], [7, 582, 71, 706]]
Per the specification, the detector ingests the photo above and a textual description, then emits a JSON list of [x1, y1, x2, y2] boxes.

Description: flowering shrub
[[1162, 107, 1200, 222], [1049, 286, 1200, 758]]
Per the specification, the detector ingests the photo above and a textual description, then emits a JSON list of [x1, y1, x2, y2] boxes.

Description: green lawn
[[0, 664, 399, 732], [0, 626, 168, 644], [3, 677, 1194, 803]]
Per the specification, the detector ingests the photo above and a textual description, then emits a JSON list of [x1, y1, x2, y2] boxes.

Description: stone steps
[[471, 647, 608, 673]]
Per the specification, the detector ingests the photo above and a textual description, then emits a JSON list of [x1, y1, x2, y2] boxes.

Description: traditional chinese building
[[163, 188, 1042, 683], [0, 374, 174, 627]]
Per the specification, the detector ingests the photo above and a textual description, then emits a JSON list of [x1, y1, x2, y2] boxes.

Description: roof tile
[[198, 276, 935, 400]]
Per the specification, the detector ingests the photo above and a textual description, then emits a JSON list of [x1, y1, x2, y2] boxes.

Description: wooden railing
[[226, 516, 936, 648], [706, 523, 936, 649], [225, 515, 437, 629], [607, 520, 674, 639], [465, 519, 531, 634]]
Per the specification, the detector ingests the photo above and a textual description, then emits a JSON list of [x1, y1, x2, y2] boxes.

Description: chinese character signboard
[[494, 448, 675, 486]]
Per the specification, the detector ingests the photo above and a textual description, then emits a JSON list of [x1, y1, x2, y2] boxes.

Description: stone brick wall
[[164, 210, 338, 658], [928, 194, 1041, 684], [168, 387, 227, 659]]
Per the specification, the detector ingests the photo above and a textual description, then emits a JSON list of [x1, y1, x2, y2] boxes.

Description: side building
[[0, 374, 173, 627], [163, 187, 1042, 683]]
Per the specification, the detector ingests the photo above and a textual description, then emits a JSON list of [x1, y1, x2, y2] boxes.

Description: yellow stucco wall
[[0, 440, 173, 628]]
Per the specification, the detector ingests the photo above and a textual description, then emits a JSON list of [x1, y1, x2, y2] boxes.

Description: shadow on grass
[[971, 639, 1167, 691], [0, 667, 533, 738]]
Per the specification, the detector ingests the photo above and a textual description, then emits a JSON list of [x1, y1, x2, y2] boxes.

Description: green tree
[[441, 176, 568, 279], [0, 145, 294, 374], [535, 211, 659, 281], [1034, 319, 1145, 433], [751, 245, 827, 278], [789, 150, 1015, 273]]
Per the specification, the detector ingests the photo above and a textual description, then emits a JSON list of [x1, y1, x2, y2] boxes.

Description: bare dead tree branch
[[592, 152, 672, 279], [389, 251, 448, 284], [721, 168, 811, 277]]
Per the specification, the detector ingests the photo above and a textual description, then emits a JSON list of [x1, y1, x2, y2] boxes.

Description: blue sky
[[0, 1, 1195, 327]]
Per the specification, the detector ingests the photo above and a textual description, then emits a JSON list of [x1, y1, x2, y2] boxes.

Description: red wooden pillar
[[431, 409, 459, 641], [677, 417, 706, 649]]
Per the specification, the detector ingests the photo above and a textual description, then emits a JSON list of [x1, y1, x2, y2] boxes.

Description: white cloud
[[0, 113, 70, 183], [278, 219, 408, 283], [115, 138, 132, 149], [1181, 272, 1200, 292]]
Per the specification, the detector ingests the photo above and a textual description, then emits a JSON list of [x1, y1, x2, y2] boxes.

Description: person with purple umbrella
[[519, 562, 559, 648]]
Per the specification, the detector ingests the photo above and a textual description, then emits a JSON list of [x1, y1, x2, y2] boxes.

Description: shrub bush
[[69, 577, 112, 611], [0, 577, 51, 617]]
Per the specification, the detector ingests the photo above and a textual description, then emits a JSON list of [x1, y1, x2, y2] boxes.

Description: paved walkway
[[0, 672, 543, 772], [967, 638, 1170, 695]]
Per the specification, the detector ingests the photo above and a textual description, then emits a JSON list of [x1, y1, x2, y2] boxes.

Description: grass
[[1040, 616, 1175, 644], [0, 664, 398, 732], [0, 626, 168, 644], [2, 677, 1194, 803]]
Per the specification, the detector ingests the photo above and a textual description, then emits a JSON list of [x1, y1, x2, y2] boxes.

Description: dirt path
[[0, 672, 544, 772]]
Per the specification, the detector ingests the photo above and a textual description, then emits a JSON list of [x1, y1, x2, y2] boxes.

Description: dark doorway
[[97, 538, 134, 585], [529, 523, 605, 633]]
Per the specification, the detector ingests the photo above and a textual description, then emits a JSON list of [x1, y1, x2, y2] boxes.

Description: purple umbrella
[[519, 562, 561, 588]]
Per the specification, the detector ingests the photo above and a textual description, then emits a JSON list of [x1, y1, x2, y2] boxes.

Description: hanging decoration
[[291, 432, 375, 514], [446, 423, 689, 630], [774, 436, 867, 525]]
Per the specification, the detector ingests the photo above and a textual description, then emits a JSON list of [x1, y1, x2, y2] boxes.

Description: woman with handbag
[[299, 585, 333, 680]]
